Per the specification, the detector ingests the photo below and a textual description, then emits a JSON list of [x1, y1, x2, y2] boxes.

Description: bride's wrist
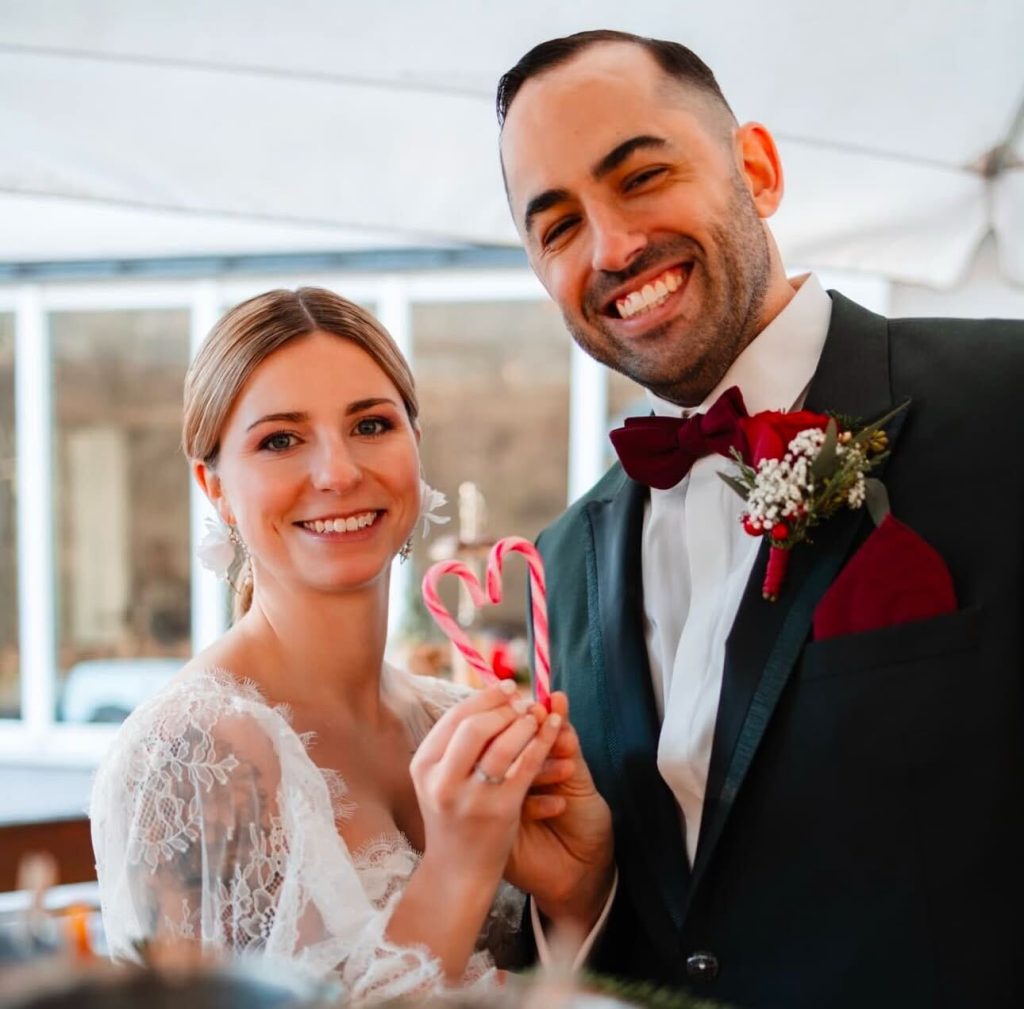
[[418, 848, 503, 905]]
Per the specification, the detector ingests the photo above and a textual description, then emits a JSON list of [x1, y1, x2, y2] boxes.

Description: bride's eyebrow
[[246, 411, 306, 432], [346, 397, 398, 415], [245, 399, 398, 432]]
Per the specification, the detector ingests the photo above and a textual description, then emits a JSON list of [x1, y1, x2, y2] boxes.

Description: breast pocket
[[800, 606, 983, 680]]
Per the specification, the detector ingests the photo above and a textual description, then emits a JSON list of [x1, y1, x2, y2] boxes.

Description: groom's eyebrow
[[523, 134, 668, 235], [592, 134, 667, 179], [524, 188, 571, 235]]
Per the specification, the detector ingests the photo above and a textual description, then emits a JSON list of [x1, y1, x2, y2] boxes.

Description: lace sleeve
[[89, 672, 500, 1003]]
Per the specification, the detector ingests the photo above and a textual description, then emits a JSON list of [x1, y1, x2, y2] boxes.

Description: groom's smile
[[500, 41, 781, 407]]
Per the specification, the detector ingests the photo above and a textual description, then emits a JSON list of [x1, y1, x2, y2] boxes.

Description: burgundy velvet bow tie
[[609, 386, 750, 489]]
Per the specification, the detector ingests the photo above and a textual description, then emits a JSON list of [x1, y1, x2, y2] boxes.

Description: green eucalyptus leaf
[[853, 398, 912, 448], [811, 418, 839, 479], [865, 478, 891, 526], [718, 471, 751, 500]]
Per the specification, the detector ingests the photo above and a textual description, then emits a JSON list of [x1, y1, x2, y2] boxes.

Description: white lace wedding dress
[[89, 664, 524, 1003]]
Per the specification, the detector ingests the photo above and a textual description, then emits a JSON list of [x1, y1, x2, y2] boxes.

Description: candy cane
[[421, 537, 551, 708], [486, 537, 550, 708], [420, 560, 495, 683]]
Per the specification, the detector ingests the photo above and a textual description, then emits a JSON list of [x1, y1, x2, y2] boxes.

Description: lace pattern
[[90, 666, 519, 1003]]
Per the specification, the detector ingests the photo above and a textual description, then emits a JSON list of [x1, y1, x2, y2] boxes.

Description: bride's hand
[[504, 691, 615, 932], [409, 681, 562, 890]]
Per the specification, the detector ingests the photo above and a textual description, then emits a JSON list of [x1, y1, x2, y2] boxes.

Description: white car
[[61, 657, 183, 724]]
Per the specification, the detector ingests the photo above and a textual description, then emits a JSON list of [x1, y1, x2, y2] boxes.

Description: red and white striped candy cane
[[486, 537, 550, 709], [420, 537, 551, 708], [420, 559, 495, 683]]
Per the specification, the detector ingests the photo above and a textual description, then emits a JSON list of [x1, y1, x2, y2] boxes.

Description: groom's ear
[[735, 122, 784, 219], [193, 460, 235, 525]]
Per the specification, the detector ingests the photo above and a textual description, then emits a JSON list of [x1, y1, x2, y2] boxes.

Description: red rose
[[738, 409, 831, 465]]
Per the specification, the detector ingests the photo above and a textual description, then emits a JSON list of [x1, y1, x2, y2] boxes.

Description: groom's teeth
[[302, 512, 378, 534], [615, 267, 685, 319]]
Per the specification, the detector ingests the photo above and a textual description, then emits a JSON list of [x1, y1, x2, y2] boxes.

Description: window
[[408, 299, 571, 677], [0, 314, 16, 718], [50, 310, 192, 724], [607, 367, 648, 465]]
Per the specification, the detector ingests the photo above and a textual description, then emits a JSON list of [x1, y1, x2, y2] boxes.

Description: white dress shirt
[[643, 273, 832, 864]]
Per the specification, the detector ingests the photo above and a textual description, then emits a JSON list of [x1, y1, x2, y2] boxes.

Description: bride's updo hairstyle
[[183, 287, 419, 617]]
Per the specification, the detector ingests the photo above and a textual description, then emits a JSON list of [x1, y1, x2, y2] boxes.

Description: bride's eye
[[354, 416, 392, 437], [259, 432, 299, 452]]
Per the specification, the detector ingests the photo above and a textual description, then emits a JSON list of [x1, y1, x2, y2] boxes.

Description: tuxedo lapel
[[690, 292, 905, 897], [584, 476, 690, 944]]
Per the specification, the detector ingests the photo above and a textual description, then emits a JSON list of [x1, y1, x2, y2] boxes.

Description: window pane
[[51, 310, 191, 723], [0, 314, 17, 718], [607, 368, 648, 466], [408, 300, 570, 681]]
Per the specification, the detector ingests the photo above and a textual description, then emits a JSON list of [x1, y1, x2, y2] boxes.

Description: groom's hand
[[504, 691, 615, 934]]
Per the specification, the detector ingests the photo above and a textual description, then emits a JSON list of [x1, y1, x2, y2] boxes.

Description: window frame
[[0, 266, 889, 766]]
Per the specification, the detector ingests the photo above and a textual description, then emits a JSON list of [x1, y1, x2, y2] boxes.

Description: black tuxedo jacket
[[536, 293, 1024, 1008]]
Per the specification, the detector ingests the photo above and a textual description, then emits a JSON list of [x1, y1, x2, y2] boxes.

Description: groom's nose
[[589, 202, 647, 274]]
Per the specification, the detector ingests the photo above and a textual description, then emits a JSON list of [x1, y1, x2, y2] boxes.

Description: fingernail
[[511, 696, 531, 715], [548, 713, 562, 730], [498, 680, 517, 694]]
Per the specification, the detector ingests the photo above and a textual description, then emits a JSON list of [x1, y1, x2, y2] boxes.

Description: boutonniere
[[719, 401, 909, 601]]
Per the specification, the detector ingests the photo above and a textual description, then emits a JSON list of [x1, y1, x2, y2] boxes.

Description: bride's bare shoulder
[[176, 624, 254, 683]]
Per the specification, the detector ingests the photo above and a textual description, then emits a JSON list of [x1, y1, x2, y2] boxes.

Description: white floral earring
[[400, 479, 450, 563], [197, 517, 248, 583]]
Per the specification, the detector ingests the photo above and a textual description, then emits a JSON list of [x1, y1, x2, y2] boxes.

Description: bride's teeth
[[304, 512, 378, 533]]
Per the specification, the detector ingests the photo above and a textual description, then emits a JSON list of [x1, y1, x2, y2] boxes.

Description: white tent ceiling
[[1, 0, 1022, 288]]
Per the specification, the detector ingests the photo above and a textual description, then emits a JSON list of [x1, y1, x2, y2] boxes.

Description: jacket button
[[686, 951, 719, 981]]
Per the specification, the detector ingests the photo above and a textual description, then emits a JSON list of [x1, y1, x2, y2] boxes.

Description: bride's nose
[[310, 437, 362, 492]]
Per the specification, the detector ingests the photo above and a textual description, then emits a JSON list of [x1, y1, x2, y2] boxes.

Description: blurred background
[[0, 0, 1021, 904]]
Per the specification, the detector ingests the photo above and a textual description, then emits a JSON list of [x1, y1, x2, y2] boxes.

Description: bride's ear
[[192, 459, 235, 525]]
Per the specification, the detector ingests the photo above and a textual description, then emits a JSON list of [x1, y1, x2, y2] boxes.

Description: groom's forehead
[[501, 43, 671, 144], [500, 46, 713, 218]]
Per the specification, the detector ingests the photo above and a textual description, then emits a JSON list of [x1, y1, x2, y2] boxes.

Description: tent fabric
[[1, 0, 1021, 286]]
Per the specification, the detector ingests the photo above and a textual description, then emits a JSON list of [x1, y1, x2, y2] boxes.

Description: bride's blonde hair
[[183, 287, 419, 618]]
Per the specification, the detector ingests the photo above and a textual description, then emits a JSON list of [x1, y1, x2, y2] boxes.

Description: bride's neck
[[236, 575, 390, 722]]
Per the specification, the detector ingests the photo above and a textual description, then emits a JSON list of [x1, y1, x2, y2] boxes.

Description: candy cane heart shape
[[421, 537, 551, 709]]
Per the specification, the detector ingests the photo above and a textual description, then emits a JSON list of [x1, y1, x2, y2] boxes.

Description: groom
[[497, 30, 1024, 1009]]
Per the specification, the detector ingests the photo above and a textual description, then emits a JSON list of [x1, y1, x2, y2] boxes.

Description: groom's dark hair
[[496, 29, 735, 128]]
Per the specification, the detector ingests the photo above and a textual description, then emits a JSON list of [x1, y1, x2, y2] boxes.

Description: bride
[[89, 288, 613, 1003]]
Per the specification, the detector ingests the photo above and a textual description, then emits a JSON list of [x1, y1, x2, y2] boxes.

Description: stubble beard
[[564, 177, 771, 408]]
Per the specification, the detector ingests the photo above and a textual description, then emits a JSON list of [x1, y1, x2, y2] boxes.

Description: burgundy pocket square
[[812, 514, 957, 641]]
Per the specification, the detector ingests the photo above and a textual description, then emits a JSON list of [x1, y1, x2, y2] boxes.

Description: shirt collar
[[647, 273, 832, 419]]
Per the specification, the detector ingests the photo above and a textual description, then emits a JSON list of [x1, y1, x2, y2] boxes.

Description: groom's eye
[[624, 166, 667, 191], [542, 215, 579, 248]]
